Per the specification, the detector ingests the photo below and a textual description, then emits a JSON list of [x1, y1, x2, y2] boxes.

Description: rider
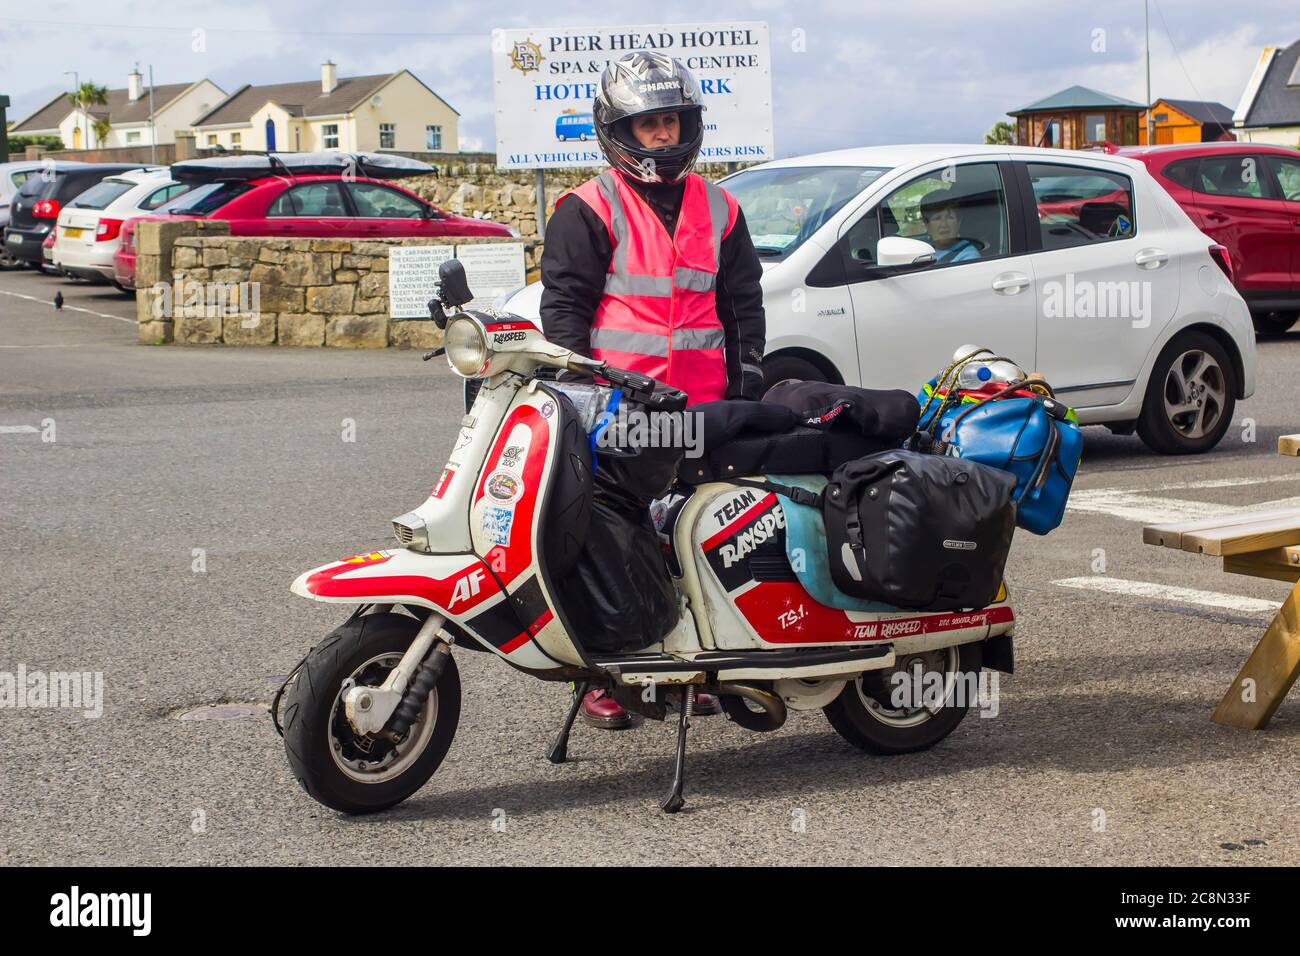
[[541, 51, 767, 729]]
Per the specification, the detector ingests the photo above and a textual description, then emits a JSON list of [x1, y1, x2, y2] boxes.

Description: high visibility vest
[[559, 169, 739, 405]]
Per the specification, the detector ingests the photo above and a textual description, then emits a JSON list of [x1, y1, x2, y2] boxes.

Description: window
[[322, 124, 339, 149], [1026, 162, 1135, 250], [140, 183, 190, 210], [1266, 155, 1300, 202], [231, 131, 241, 148], [1084, 114, 1106, 142], [719, 164, 890, 261], [68, 179, 135, 210], [1154, 112, 1169, 123], [840, 162, 1010, 272], [206, 134, 217, 146], [346, 182, 425, 218], [426, 124, 442, 150], [126, 131, 141, 145], [379, 123, 395, 149], [10, 170, 34, 190], [1196, 154, 1266, 199], [158, 181, 254, 216], [1161, 159, 1200, 190], [267, 182, 348, 217]]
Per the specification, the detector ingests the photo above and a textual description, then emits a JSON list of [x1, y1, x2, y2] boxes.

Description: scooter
[[275, 259, 1017, 814]]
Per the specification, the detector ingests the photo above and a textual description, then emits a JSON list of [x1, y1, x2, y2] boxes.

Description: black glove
[[728, 361, 766, 401]]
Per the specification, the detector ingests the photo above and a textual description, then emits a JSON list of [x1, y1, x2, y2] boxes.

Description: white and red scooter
[[275, 260, 1016, 814]]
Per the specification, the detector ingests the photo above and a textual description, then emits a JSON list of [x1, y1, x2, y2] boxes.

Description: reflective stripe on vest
[[560, 169, 738, 405]]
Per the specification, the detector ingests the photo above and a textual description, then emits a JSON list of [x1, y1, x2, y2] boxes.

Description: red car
[[118, 173, 513, 288], [1113, 143, 1300, 334]]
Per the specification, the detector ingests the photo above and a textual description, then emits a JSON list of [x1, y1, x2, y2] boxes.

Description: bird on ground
[[53, 291, 64, 311]]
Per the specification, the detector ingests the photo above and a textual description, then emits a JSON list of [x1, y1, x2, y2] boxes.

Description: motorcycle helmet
[[593, 51, 705, 185]]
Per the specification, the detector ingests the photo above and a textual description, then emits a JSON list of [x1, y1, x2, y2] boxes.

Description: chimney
[[321, 61, 337, 95], [128, 67, 144, 102]]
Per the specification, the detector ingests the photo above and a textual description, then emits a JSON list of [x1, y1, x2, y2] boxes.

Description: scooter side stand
[[661, 685, 695, 813], [547, 680, 589, 765]]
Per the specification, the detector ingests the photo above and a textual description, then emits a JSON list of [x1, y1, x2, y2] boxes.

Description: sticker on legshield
[[486, 469, 522, 503], [432, 466, 455, 498], [482, 506, 514, 546]]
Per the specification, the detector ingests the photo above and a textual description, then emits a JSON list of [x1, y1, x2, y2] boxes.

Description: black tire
[[762, 354, 827, 394], [824, 642, 982, 755], [281, 613, 460, 815], [113, 281, 134, 296], [1252, 311, 1297, 336], [1136, 330, 1237, 455]]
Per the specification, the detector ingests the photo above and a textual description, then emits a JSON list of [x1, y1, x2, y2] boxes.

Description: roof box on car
[[170, 151, 438, 183]]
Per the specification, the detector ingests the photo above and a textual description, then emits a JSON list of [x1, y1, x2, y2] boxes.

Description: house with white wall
[[9, 71, 226, 149], [190, 63, 459, 154], [1234, 40, 1300, 147]]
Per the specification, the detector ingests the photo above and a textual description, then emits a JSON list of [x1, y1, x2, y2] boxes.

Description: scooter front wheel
[[823, 642, 981, 755], [281, 613, 461, 814]]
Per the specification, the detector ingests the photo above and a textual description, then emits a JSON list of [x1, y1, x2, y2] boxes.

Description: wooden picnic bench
[[1142, 434, 1300, 730]]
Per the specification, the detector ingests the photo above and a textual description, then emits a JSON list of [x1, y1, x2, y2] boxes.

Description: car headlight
[[444, 315, 489, 377]]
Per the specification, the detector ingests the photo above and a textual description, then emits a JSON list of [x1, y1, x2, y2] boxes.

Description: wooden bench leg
[[1212, 579, 1300, 729]]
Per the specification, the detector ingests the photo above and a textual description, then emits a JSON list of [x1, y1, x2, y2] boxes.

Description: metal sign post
[[535, 168, 547, 240], [0, 95, 9, 162]]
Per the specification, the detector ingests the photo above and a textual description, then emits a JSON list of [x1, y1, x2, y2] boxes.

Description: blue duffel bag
[[921, 381, 1083, 536]]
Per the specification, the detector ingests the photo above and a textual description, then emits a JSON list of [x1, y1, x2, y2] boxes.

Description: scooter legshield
[[290, 549, 559, 671]]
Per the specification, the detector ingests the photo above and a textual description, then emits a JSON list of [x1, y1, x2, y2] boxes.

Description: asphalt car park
[[2, 265, 1299, 865]]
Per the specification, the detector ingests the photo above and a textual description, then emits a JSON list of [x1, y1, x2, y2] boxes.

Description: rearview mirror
[[438, 258, 473, 308], [876, 235, 937, 268]]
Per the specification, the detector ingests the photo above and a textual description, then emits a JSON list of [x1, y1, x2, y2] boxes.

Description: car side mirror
[[856, 236, 937, 278]]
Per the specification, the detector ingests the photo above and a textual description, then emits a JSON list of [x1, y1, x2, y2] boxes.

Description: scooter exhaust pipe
[[716, 682, 787, 732]]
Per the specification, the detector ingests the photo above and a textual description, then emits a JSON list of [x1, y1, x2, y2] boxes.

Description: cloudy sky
[[3, 0, 1298, 155]]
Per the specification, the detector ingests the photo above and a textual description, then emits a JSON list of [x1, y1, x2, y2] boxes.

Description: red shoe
[[580, 688, 632, 729], [666, 690, 722, 716]]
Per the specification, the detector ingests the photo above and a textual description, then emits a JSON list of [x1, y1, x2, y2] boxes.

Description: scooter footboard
[[291, 549, 566, 671]]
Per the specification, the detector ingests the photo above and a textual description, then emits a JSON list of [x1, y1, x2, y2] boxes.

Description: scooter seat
[[767, 473, 904, 613]]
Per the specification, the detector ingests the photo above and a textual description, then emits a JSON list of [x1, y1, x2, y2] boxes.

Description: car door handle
[[1204, 211, 1229, 223], [991, 272, 1030, 294], [1135, 248, 1169, 269]]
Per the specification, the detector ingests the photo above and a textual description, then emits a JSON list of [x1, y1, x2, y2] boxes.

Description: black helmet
[[593, 51, 705, 185]]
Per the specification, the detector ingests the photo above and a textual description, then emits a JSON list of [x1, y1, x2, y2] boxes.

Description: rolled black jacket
[[539, 174, 766, 399]]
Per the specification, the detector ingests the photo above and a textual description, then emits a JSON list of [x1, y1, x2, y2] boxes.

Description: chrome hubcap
[[328, 652, 438, 784], [856, 646, 960, 728], [1162, 349, 1226, 440]]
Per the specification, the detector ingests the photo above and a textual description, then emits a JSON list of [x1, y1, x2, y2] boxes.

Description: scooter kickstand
[[661, 686, 695, 813], [547, 680, 589, 764]]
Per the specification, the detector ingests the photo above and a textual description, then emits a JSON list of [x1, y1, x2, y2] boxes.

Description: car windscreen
[[718, 165, 891, 258], [68, 179, 136, 210], [159, 181, 255, 216]]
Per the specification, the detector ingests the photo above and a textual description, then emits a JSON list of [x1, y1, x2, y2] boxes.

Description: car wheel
[[761, 355, 827, 395], [1252, 310, 1297, 336], [1136, 331, 1236, 455]]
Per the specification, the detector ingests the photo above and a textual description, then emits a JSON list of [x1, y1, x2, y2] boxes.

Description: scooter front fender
[[290, 549, 562, 671]]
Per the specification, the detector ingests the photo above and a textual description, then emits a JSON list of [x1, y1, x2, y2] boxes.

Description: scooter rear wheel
[[823, 642, 981, 755], [281, 613, 461, 814]]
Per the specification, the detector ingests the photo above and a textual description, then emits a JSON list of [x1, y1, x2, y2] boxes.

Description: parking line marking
[[0, 288, 136, 324], [1066, 489, 1300, 525], [0, 425, 39, 434], [1052, 576, 1282, 614]]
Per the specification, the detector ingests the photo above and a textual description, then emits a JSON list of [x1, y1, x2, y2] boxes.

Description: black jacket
[[540, 174, 766, 399]]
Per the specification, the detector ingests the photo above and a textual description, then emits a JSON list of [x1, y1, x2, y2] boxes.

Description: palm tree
[[67, 82, 109, 150], [92, 116, 112, 148], [984, 120, 1015, 145]]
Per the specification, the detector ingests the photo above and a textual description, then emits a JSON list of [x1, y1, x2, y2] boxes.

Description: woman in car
[[920, 190, 980, 263]]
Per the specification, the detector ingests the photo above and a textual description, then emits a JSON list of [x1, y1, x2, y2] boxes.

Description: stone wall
[[134, 219, 533, 348]]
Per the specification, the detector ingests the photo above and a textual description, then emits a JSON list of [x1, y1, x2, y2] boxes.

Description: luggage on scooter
[[821, 450, 1017, 610], [556, 496, 680, 653]]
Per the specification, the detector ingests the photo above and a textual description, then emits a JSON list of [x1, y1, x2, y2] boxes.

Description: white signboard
[[388, 245, 454, 320], [388, 243, 527, 318], [491, 22, 773, 170], [454, 242, 527, 310]]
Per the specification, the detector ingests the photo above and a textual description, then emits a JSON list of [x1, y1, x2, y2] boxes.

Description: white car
[[52, 167, 188, 288], [499, 144, 1257, 454]]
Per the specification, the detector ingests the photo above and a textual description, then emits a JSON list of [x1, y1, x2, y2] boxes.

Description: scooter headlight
[[445, 315, 490, 377]]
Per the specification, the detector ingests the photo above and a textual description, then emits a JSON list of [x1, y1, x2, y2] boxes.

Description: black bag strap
[[721, 477, 824, 509]]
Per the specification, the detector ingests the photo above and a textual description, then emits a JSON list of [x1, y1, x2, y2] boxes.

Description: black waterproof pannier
[[822, 450, 1018, 611]]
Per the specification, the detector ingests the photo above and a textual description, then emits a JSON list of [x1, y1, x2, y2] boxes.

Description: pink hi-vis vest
[[559, 170, 739, 405]]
